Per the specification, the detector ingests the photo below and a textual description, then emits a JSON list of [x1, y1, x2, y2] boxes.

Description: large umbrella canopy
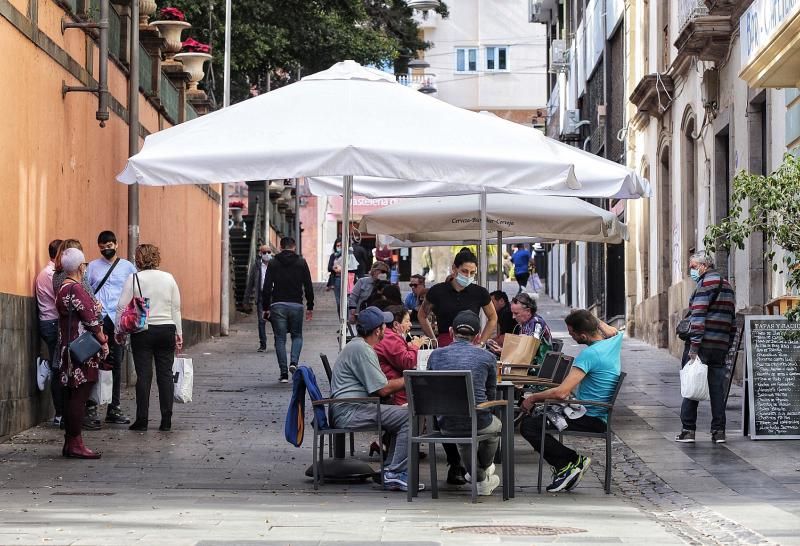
[[359, 194, 628, 244], [117, 61, 578, 190]]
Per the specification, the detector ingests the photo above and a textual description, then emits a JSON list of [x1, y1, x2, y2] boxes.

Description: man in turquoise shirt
[[519, 310, 621, 492]]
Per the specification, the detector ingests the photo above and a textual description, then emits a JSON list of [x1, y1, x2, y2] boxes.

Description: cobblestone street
[[1, 285, 799, 545]]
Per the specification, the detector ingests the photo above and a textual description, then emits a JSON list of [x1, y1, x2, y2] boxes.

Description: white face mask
[[377, 273, 388, 281]]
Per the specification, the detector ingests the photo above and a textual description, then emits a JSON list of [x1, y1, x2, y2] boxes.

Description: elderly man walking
[[245, 244, 272, 352], [675, 252, 736, 444]]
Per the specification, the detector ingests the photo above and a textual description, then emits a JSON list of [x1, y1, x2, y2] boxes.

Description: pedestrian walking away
[[675, 252, 736, 444], [55, 248, 109, 459], [118, 244, 183, 432], [245, 244, 272, 352], [261, 237, 314, 383], [510, 244, 533, 295], [86, 230, 137, 425], [35, 238, 64, 426]]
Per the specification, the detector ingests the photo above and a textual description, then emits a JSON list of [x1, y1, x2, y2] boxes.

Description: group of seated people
[[327, 249, 623, 495]]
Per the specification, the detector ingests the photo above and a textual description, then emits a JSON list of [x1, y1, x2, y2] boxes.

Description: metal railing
[[678, 0, 710, 31], [396, 73, 437, 92], [160, 73, 180, 122]]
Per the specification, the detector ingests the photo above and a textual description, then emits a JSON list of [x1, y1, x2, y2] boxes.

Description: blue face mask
[[689, 268, 700, 282], [455, 273, 473, 287], [335, 248, 341, 256]]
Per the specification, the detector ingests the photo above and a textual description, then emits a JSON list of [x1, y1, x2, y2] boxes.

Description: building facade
[[1, 0, 222, 438]]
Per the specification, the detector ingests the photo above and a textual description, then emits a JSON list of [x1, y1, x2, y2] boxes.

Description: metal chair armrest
[[477, 400, 508, 410], [535, 398, 613, 409]]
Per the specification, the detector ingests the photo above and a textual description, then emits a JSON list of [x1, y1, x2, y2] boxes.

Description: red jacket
[[374, 328, 419, 405]]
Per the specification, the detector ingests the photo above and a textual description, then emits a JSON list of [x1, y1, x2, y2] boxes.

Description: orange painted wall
[[0, 7, 221, 324]]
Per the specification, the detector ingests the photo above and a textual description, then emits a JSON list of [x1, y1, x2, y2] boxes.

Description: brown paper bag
[[499, 334, 540, 367]]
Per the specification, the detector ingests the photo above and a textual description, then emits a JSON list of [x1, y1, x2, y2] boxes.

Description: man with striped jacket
[[675, 252, 736, 444]]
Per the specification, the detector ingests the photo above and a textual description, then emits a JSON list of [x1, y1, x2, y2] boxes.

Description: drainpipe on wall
[[128, 0, 140, 263]]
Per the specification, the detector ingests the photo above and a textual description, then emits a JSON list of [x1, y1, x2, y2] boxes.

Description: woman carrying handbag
[[117, 244, 183, 432], [55, 248, 109, 459]]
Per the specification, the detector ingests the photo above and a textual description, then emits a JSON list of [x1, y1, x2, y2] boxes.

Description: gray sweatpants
[[345, 404, 409, 474], [444, 415, 502, 482]]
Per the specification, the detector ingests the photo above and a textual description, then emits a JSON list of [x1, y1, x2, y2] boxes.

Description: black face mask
[[101, 248, 116, 259]]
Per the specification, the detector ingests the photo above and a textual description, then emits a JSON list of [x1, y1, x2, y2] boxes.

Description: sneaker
[[36, 358, 51, 391], [52, 416, 62, 427], [465, 463, 495, 483], [565, 455, 591, 491], [289, 363, 298, 375], [711, 430, 726, 444], [545, 463, 581, 493], [105, 406, 131, 425], [279, 373, 289, 383], [675, 429, 696, 443], [81, 416, 102, 431], [383, 471, 425, 492], [476, 474, 501, 496], [257, 346, 266, 353], [446, 465, 467, 485]]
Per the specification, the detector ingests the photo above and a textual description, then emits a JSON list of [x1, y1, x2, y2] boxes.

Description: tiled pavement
[[1, 283, 798, 545]]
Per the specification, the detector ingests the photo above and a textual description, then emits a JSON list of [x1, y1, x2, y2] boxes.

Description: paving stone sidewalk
[[1, 284, 798, 545]]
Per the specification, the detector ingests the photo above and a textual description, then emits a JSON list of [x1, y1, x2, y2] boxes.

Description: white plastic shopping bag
[[90, 370, 113, 405], [173, 356, 194, 403], [680, 356, 709, 401], [416, 341, 437, 371]]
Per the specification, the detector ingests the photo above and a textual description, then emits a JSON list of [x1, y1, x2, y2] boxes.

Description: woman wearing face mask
[[326, 239, 344, 316], [347, 261, 390, 323], [56, 248, 109, 458], [418, 249, 498, 348], [374, 305, 430, 405]]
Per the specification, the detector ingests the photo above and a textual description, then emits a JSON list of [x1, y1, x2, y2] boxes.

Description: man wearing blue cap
[[329, 306, 422, 492]]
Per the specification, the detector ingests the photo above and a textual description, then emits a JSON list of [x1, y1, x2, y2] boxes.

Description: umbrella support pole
[[339, 175, 353, 351], [479, 191, 488, 288], [497, 230, 503, 291]]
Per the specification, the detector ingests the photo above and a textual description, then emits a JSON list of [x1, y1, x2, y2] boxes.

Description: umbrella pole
[[339, 175, 353, 351], [479, 191, 488, 287], [497, 230, 503, 291]]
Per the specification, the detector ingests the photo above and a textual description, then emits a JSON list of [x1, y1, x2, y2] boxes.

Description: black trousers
[[103, 315, 125, 409], [520, 414, 606, 470], [131, 324, 176, 423]]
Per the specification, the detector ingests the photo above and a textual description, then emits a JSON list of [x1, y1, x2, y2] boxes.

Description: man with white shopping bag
[[675, 252, 736, 444]]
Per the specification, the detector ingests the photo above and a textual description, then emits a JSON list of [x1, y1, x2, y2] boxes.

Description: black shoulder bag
[[93, 258, 120, 293], [66, 284, 103, 365], [676, 277, 724, 341]]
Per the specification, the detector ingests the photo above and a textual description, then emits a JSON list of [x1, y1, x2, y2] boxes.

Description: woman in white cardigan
[[117, 244, 182, 432]]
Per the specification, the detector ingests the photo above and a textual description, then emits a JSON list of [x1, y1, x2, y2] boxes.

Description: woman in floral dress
[[56, 248, 109, 459]]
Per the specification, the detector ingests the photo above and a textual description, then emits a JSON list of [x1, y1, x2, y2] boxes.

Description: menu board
[[744, 316, 800, 440]]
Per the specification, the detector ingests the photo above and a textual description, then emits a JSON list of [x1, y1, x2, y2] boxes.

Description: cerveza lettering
[[450, 217, 515, 228]]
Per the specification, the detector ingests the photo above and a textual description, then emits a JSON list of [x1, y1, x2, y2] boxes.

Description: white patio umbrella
[[117, 61, 646, 345], [359, 194, 628, 244]]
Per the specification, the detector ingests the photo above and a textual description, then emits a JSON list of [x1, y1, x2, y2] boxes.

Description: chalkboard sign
[[744, 316, 800, 440]]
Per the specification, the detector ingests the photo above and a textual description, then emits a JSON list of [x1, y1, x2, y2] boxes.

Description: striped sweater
[[688, 270, 736, 353]]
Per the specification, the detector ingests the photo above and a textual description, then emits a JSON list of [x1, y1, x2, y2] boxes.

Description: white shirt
[[117, 269, 182, 335], [261, 261, 268, 289]]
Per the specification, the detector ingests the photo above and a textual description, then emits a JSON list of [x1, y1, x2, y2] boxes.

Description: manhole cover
[[443, 525, 586, 536]]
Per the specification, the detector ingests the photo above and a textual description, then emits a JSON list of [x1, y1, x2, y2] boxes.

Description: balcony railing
[[678, 0, 710, 31], [396, 73, 437, 94]]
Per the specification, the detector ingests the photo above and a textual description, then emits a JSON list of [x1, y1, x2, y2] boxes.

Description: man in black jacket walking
[[261, 237, 314, 383]]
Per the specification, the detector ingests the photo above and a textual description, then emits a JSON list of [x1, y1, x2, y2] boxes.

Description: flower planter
[[174, 52, 213, 92], [230, 207, 243, 223], [151, 21, 191, 61], [140, 0, 158, 26]]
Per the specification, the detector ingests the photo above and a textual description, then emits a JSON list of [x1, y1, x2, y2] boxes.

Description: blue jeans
[[680, 343, 727, 432], [39, 319, 63, 416], [269, 303, 304, 374], [256, 299, 267, 348]]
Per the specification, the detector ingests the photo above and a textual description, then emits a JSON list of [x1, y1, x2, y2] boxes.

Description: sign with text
[[744, 316, 800, 439], [741, 0, 800, 66]]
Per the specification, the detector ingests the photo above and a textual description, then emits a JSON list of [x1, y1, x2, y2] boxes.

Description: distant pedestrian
[[348, 261, 390, 321], [325, 239, 344, 317], [675, 252, 736, 444], [56, 248, 108, 459], [245, 244, 272, 352], [352, 241, 372, 279], [375, 243, 392, 268], [35, 239, 63, 425], [85, 231, 136, 425], [261, 237, 314, 383], [119, 244, 183, 432], [510, 244, 533, 294], [404, 274, 426, 321]]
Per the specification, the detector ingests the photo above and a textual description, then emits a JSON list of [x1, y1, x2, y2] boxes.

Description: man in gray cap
[[427, 310, 502, 496], [330, 306, 422, 492]]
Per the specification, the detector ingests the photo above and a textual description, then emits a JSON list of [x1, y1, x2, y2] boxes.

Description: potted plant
[[174, 38, 213, 93], [229, 200, 245, 223], [139, 0, 158, 26], [705, 153, 800, 322], [150, 8, 191, 62]]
